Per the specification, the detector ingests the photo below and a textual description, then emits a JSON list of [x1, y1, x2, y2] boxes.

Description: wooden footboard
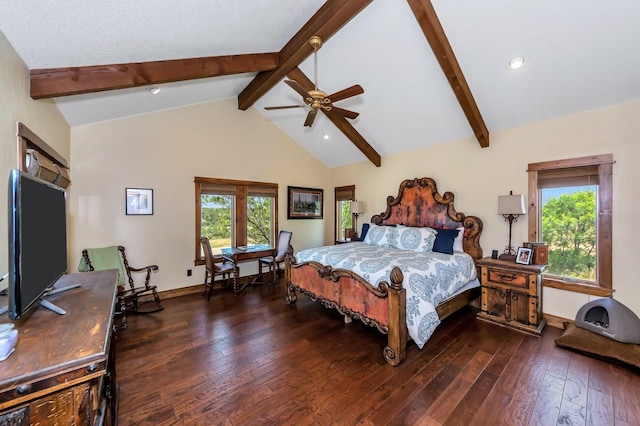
[[285, 253, 408, 366], [285, 252, 480, 366]]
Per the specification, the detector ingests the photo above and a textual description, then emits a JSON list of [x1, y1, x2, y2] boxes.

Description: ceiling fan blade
[[328, 106, 359, 120], [285, 80, 311, 99], [264, 105, 305, 110], [326, 85, 364, 103], [304, 109, 318, 127]]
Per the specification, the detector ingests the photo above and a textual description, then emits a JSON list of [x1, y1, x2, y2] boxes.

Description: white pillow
[[393, 226, 437, 253], [363, 224, 395, 247], [453, 226, 465, 252]]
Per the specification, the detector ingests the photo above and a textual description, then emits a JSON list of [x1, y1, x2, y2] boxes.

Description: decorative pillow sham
[[392, 226, 437, 253], [363, 224, 395, 247], [453, 226, 465, 252], [432, 228, 460, 255]]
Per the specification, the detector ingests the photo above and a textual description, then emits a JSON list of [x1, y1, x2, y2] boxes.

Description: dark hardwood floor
[[116, 278, 640, 425]]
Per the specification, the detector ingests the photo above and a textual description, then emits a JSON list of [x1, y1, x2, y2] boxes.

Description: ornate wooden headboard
[[370, 177, 483, 261]]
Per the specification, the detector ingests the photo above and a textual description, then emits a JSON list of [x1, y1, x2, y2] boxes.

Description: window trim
[[527, 154, 613, 296], [334, 185, 355, 241], [195, 177, 278, 265]]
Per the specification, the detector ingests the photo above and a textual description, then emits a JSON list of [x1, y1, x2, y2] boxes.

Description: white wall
[[69, 98, 330, 292], [0, 32, 70, 279], [330, 99, 640, 320]]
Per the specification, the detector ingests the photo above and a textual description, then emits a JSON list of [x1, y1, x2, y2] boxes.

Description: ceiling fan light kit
[[265, 35, 364, 127]]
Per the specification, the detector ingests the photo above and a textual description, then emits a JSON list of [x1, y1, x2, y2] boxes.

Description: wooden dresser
[[476, 257, 546, 337], [0, 269, 119, 425]]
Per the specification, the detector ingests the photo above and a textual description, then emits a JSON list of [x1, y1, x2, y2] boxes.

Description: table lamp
[[498, 191, 526, 261], [350, 201, 364, 238]]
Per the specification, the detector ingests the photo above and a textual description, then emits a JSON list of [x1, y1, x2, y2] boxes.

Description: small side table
[[476, 257, 547, 337]]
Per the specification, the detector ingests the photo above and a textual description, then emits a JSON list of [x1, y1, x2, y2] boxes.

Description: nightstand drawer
[[487, 268, 528, 288]]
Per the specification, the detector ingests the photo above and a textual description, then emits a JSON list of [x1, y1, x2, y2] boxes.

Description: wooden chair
[[258, 230, 293, 285], [80, 246, 163, 329], [200, 236, 235, 301]]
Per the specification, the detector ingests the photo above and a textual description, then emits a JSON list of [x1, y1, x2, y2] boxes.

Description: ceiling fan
[[265, 36, 364, 127]]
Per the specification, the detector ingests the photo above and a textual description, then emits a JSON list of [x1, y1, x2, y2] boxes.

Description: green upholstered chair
[[79, 246, 163, 329]]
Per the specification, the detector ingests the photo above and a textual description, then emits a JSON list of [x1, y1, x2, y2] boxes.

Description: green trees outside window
[[339, 200, 353, 238], [201, 194, 232, 253], [200, 194, 273, 253], [247, 196, 273, 245], [541, 188, 597, 281]]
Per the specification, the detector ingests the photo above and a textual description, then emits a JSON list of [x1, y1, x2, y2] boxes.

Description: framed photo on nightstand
[[515, 247, 533, 265]]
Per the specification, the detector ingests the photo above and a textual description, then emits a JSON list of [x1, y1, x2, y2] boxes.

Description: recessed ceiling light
[[508, 56, 525, 70], [148, 86, 161, 95], [323, 134, 330, 140]]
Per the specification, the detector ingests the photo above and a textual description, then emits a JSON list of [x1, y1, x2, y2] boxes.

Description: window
[[527, 154, 613, 296], [335, 185, 355, 241], [195, 177, 278, 264], [200, 192, 233, 255]]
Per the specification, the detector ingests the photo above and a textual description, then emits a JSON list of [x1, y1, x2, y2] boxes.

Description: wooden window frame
[[334, 185, 355, 241], [527, 154, 614, 297], [194, 177, 278, 265], [17, 122, 68, 171]]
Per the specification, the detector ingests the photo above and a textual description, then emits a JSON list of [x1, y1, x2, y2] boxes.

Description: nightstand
[[335, 239, 355, 244], [476, 257, 546, 337]]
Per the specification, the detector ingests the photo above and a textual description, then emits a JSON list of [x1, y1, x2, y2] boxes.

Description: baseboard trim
[[160, 285, 202, 300], [543, 312, 572, 329]]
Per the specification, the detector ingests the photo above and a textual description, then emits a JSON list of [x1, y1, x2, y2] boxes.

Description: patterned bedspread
[[295, 242, 477, 348]]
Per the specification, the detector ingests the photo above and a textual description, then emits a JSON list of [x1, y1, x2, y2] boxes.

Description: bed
[[285, 177, 483, 366]]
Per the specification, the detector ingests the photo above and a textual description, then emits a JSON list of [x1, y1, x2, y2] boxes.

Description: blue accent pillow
[[358, 223, 370, 241], [432, 228, 460, 255]]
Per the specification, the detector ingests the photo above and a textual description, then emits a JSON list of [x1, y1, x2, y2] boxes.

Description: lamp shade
[[498, 194, 526, 215], [350, 201, 364, 214]]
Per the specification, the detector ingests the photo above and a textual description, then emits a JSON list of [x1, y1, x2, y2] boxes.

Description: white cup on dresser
[[0, 323, 18, 361]]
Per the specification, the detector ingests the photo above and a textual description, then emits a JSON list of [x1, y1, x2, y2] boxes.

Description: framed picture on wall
[[126, 188, 153, 215], [288, 186, 323, 219]]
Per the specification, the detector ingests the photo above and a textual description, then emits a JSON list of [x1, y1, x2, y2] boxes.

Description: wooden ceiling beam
[[287, 67, 381, 167], [237, 0, 372, 111], [407, 0, 490, 148], [30, 53, 279, 99]]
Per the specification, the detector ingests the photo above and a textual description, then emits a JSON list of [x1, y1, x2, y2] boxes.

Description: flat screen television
[[6, 169, 71, 320]]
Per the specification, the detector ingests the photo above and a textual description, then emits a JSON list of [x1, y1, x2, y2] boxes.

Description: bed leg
[[286, 283, 297, 304], [285, 256, 297, 304], [344, 314, 352, 324], [384, 267, 407, 366]]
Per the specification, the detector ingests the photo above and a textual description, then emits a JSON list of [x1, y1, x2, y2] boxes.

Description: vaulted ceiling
[[1, 0, 639, 168]]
